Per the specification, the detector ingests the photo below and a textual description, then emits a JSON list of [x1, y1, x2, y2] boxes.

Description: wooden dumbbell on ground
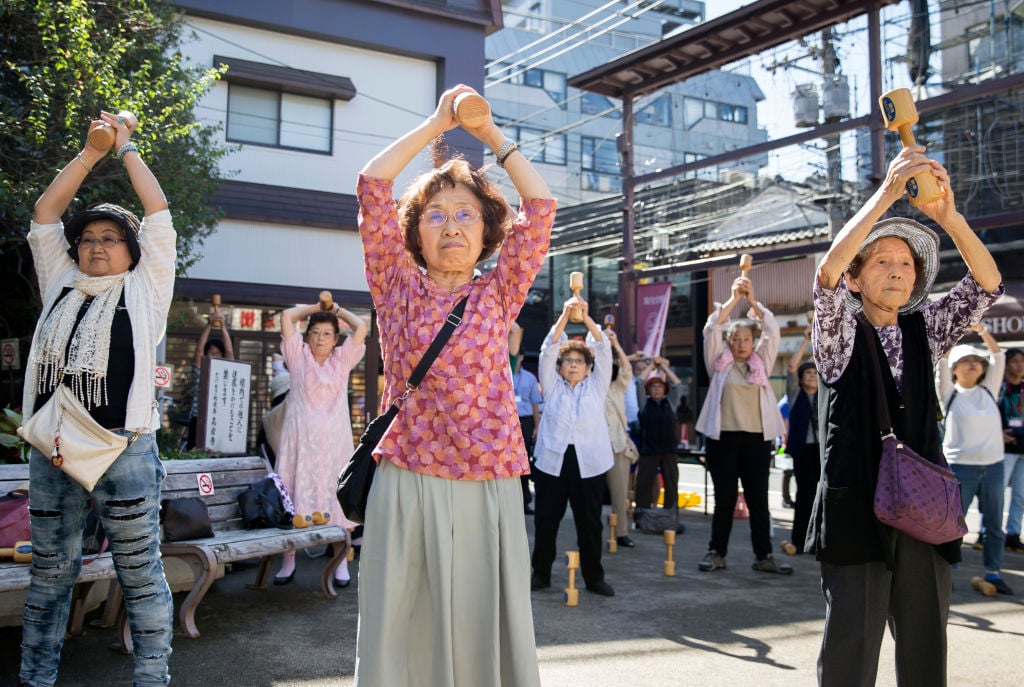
[[0, 542, 32, 563], [564, 551, 580, 607], [453, 92, 491, 128], [663, 530, 676, 577], [780, 540, 798, 555], [88, 111, 138, 151], [878, 88, 943, 206], [607, 513, 618, 553], [311, 511, 330, 525], [971, 576, 997, 597]]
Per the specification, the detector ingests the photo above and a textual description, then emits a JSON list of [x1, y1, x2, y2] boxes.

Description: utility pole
[[822, 28, 844, 238]]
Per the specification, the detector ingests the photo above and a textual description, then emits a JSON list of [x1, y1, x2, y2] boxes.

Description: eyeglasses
[[561, 357, 587, 366], [420, 207, 481, 227], [78, 237, 126, 249]]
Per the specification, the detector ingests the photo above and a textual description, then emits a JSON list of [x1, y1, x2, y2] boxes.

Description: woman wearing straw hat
[[809, 145, 1002, 686]]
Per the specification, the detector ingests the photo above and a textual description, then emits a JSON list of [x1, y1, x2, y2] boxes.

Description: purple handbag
[[873, 435, 967, 545], [859, 318, 967, 545]]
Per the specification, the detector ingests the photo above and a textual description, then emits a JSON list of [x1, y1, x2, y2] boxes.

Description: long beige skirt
[[354, 458, 541, 687]]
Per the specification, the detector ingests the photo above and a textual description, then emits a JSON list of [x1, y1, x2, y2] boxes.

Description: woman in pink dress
[[273, 302, 367, 586]]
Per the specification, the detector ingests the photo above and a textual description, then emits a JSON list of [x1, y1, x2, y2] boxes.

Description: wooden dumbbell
[[0, 541, 32, 563], [738, 253, 753, 294], [88, 111, 138, 151], [604, 314, 615, 328], [663, 529, 676, 577], [292, 513, 312, 529], [319, 290, 334, 311], [453, 92, 491, 128], [878, 88, 943, 206], [568, 272, 584, 322], [780, 540, 798, 556], [311, 511, 330, 525], [210, 294, 223, 328], [564, 551, 580, 607], [607, 513, 618, 553], [971, 576, 997, 597]]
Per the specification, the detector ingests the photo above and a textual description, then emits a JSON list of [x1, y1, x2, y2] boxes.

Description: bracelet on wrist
[[115, 142, 139, 160], [75, 153, 93, 173], [495, 140, 519, 168]]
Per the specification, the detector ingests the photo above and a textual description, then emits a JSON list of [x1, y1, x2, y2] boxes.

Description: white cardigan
[[24, 210, 176, 432], [937, 351, 1005, 466], [695, 302, 786, 442]]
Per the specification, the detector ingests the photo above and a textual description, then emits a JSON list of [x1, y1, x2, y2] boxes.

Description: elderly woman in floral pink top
[[354, 85, 555, 687]]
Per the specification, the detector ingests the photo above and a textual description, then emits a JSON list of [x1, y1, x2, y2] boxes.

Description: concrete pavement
[[2, 465, 1021, 686]]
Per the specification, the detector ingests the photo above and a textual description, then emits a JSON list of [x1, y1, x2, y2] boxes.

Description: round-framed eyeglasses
[[420, 207, 481, 227]]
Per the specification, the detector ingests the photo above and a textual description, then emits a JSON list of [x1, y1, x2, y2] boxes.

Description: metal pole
[[618, 96, 637, 352]]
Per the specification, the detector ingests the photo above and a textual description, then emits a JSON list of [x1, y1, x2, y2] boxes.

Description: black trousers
[[706, 431, 773, 559], [518, 415, 536, 507], [791, 442, 820, 550], [634, 451, 679, 511], [531, 446, 606, 586]]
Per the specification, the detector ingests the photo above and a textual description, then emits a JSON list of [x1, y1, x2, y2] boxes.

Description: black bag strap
[[394, 296, 469, 406], [856, 314, 895, 436]]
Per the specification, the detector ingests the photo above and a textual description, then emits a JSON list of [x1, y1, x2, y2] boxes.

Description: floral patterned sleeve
[[922, 275, 1003, 360], [357, 174, 407, 308], [812, 275, 857, 385], [490, 198, 556, 323]]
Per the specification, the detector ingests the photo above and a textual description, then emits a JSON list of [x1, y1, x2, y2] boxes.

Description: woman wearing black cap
[[19, 112, 176, 686], [810, 145, 1002, 686]]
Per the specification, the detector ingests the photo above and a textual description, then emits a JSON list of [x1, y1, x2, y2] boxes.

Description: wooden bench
[[0, 463, 119, 637], [152, 456, 350, 647]]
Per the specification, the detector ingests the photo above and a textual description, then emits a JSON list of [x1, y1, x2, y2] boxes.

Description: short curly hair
[[397, 146, 511, 269], [557, 340, 594, 368]]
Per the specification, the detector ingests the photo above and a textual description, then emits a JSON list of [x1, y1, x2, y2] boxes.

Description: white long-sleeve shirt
[[533, 329, 613, 479], [937, 351, 1005, 466]]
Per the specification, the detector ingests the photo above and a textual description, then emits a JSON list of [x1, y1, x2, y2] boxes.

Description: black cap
[[797, 361, 817, 378], [64, 203, 142, 268]]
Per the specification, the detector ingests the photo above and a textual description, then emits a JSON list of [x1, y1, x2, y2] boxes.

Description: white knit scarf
[[29, 272, 126, 409]]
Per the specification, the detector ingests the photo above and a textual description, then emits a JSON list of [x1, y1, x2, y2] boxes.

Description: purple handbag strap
[[856, 315, 896, 436]]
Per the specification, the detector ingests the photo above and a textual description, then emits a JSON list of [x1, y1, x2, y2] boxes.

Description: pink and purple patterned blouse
[[357, 174, 556, 480]]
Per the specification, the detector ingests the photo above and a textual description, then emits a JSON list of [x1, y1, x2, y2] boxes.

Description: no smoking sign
[[197, 473, 215, 496], [154, 364, 173, 390], [1, 339, 19, 371]]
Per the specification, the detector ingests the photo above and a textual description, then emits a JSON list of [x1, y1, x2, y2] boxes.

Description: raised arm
[[818, 146, 935, 290], [281, 303, 321, 340], [789, 327, 812, 373], [337, 306, 369, 346]]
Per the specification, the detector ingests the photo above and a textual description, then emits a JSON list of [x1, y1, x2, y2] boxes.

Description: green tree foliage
[[0, 0, 231, 275]]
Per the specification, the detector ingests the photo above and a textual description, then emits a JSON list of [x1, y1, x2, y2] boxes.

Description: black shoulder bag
[[337, 297, 468, 523]]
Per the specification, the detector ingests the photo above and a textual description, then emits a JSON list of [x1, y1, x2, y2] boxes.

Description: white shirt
[[937, 351, 1005, 466], [533, 329, 613, 479]]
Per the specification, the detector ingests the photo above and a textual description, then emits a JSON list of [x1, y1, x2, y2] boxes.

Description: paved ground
[[2, 465, 1022, 686]]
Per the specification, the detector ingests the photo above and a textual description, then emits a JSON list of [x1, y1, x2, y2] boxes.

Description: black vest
[[807, 311, 961, 566]]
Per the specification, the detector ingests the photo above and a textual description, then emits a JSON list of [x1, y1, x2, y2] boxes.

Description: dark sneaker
[[1006, 534, 1024, 553], [698, 550, 726, 572], [616, 536, 637, 548], [987, 576, 1014, 595], [752, 555, 794, 575], [585, 580, 615, 596], [530, 573, 550, 591], [675, 522, 687, 535]]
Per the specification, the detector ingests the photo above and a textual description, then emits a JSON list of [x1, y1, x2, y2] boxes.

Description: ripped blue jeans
[[20, 432, 173, 687]]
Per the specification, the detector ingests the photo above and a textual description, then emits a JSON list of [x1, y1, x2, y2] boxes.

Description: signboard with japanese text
[[1, 339, 19, 370], [196, 357, 251, 456]]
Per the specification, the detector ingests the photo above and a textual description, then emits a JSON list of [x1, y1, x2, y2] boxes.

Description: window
[[580, 92, 621, 118], [511, 126, 567, 165], [228, 84, 333, 153], [719, 103, 748, 124], [581, 137, 619, 174], [494, 63, 567, 107], [637, 94, 672, 127]]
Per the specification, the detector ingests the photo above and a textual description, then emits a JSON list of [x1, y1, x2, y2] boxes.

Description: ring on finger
[[118, 117, 126, 124]]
